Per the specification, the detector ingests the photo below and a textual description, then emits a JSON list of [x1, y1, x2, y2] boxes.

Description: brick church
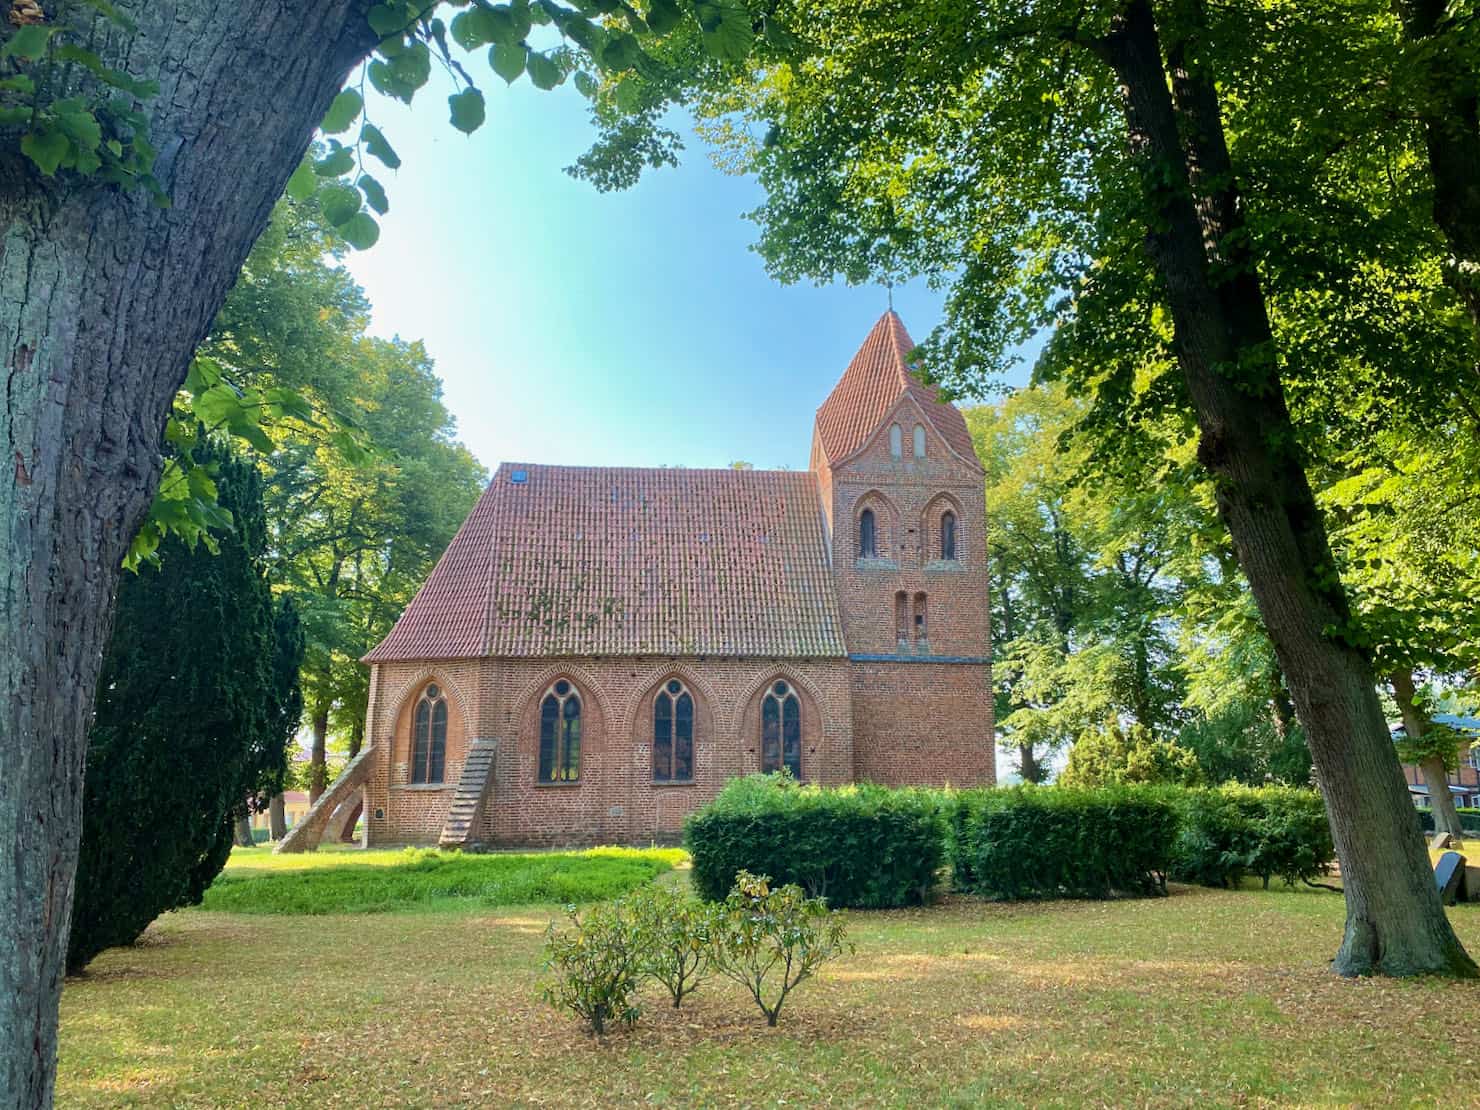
[[279, 312, 994, 852]]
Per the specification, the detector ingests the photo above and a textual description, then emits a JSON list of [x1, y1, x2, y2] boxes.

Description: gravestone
[[1434, 851, 1469, 906]]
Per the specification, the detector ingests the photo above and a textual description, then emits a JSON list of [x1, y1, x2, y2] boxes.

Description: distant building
[[1395, 714, 1480, 809], [280, 313, 995, 851]]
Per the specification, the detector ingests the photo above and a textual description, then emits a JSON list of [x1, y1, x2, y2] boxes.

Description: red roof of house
[[813, 311, 979, 467], [365, 464, 845, 662]]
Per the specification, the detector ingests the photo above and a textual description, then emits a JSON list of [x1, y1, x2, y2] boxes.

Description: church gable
[[812, 311, 980, 471], [366, 464, 845, 662]]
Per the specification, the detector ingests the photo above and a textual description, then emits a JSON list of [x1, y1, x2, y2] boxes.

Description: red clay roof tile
[[365, 464, 844, 662], [813, 311, 979, 467]]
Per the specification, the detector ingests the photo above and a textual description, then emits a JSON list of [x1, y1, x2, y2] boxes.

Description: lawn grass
[[58, 860, 1480, 1108], [201, 845, 686, 914]]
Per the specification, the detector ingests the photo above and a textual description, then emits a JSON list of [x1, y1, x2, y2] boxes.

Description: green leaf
[[1, 24, 55, 61], [357, 173, 389, 215], [55, 101, 102, 153], [21, 126, 71, 177], [321, 88, 364, 134], [450, 8, 494, 49], [488, 4, 533, 44], [599, 31, 640, 71], [389, 41, 432, 92], [0, 73, 35, 94], [285, 159, 317, 201], [314, 144, 355, 177], [367, 4, 407, 35], [361, 123, 402, 169], [320, 183, 362, 227], [264, 386, 316, 422], [490, 42, 526, 84], [184, 356, 223, 394], [526, 51, 563, 90], [573, 70, 599, 99], [338, 212, 381, 251], [693, 0, 753, 61], [615, 77, 641, 113], [645, 0, 683, 35], [448, 87, 486, 134]]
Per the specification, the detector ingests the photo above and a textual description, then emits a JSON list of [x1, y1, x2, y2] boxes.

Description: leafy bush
[[1170, 785, 1335, 889], [1417, 807, 1480, 835], [1059, 724, 1205, 788], [710, 871, 851, 1027], [627, 884, 715, 1008], [949, 785, 1179, 899], [541, 900, 647, 1035], [685, 774, 946, 907]]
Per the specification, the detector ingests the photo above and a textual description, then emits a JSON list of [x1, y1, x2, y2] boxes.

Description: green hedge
[[947, 785, 1179, 900], [1169, 785, 1333, 889], [684, 776, 945, 908], [1416, 807, 1480, 835]]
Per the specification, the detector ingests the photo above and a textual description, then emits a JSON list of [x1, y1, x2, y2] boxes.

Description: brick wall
[[362, 655, 854, 848], [849, 661, 995, 787]]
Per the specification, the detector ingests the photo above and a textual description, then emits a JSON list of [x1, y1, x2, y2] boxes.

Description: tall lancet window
[[539, 679, 582, 782], [914, 424, 926, 458], [411, 684, 447, 784], [761, 680, 802, 778], [941, 511, 958, 561], [859, 508, 877, 559], [653, 679, 694, 783]]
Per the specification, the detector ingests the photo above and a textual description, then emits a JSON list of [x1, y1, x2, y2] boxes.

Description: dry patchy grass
[[58, 881, 1480, 1107]]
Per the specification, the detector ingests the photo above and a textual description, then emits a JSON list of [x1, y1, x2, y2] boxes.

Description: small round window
[[554, 679, 571, 697], [773, 680, 789, 696], [425, 683, 440, 699], [667, 679, 683, 695]]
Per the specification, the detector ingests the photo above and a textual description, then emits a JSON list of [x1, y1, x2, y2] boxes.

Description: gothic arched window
[[761, 680, 802, 778], [859, 508, 877, 559], [941, 511, 958, 560], [914, 424, 927, 458], [539, 679, 582, 782], [410, 683, 447, 784], [653, 678, 694, 783]]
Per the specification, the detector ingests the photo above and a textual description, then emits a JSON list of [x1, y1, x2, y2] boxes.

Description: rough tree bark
[[0, 4, 378, 1103], [232, 814, 255, 849], [309, 701, 330, 802], [1089, 0, 1475, 976], [1392, 668, 1463, 840], [268, 793, 288, 841]]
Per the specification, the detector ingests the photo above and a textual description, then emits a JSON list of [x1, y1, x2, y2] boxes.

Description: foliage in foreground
[[948, 786, 1180, 900], [685, 774, 945, 907], [542, 873, 847, 1034], [1059, 724, 1205, 789], [199, 847, 677, 915], [68, 448, 303, 972]]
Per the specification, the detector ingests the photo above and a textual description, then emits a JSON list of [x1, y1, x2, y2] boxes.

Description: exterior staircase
[[439, 737, 498, 849], [275, 747, 373, 853]]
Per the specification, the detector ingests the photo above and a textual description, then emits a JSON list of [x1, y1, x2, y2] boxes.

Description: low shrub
[[628, 884, 715, 1008], [1416, 807, 1480, 835], [949, 785, 1179, 899], [1169, 785, 1333, 889], [541, 900, 647, 1035], [710, 871, 851, 1027], [685, 774, 945, 907]]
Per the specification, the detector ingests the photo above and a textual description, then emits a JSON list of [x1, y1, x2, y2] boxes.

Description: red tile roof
[[365, 464, 845, 662], [813, 311, 980, 467]]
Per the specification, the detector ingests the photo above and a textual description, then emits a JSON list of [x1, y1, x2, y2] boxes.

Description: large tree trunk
[[1392, 668, 1464, 839], [0, 4, 377, 1103], [268, 793, 288, 841], [1018, 742, 1043, 784], [1091, 0, 1474, 976], [233, 813, 256, 849], [1395, 0, 1480, 329], [309, 703, 331, 802]]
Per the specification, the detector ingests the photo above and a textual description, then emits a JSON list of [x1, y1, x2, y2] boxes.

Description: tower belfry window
[[859, 508, 877, 559], [914, 424, 926, 458], [889, 424, 902, 458], [941, 511, 957, 560]]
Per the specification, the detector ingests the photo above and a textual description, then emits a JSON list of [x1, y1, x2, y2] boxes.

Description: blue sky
[[344, 77, 1033, 474]]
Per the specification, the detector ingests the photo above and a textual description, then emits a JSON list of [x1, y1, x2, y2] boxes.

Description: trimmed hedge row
[[1168, 785, 1334, 889], [1417, 807, 1480, 835], [686, 776, 1336, 906], [947, 786, 1179, 899], [685, 776, 945, 908]]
